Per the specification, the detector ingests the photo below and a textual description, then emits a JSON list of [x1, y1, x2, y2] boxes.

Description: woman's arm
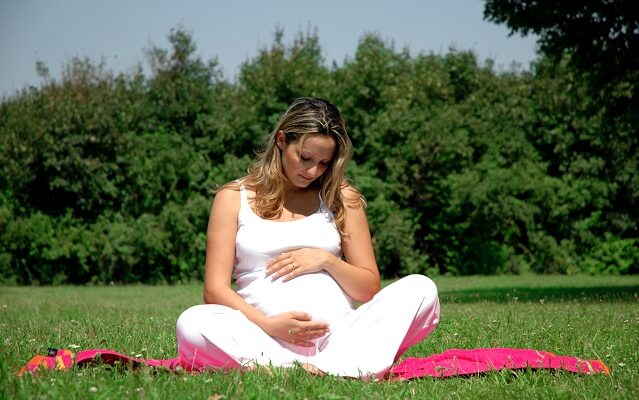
[[202, 188, 246, 308], [267, 186, 381, 303], [323, 185, 381, 302], [203, 187, 329, 346]]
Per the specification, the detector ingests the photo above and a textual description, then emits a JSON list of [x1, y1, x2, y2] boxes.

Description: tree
[[484, 0, 638, 88], [485, 0, 639, 242]]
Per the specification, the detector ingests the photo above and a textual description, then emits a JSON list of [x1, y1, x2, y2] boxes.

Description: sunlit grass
[[1, 275, 638, 399]]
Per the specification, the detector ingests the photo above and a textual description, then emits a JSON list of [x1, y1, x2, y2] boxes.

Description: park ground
[[1, 275, 638, 399]]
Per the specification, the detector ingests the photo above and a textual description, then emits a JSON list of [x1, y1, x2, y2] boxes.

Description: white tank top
[[234, 186, 354, 325]]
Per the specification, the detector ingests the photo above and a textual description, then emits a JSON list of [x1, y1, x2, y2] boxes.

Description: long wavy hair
[[220, 97, 362, 236]]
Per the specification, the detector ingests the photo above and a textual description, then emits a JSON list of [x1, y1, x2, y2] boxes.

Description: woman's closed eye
[[301, 154, 330, 165]]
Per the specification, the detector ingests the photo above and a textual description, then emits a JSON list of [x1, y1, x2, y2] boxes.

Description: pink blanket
[[390, 348, 608, 379], [19, 347, 608, 379]]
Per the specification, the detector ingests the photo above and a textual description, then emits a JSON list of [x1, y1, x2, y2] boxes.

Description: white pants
[[176, 274, 440, 378]]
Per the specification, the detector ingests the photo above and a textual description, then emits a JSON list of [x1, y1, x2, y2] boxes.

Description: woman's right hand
[[262, 312, 330, 347]]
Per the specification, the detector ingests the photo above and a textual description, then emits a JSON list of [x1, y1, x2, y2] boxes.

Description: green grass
[[1, 275, 638, 399]]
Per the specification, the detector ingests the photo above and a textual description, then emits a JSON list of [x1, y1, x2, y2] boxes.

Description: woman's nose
[[307, 164, 319, 176]]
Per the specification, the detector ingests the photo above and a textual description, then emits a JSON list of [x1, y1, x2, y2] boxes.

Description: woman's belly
[[237, 271, 353, 326]]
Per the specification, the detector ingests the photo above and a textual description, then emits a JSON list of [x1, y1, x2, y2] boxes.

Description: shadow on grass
[[441, 285, 639, 303]]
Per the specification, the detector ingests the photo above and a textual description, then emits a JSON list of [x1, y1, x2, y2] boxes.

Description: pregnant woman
[[176, 97, 440, 378]]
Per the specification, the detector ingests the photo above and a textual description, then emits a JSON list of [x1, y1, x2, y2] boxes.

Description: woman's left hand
[[266, 248, 333, 282]]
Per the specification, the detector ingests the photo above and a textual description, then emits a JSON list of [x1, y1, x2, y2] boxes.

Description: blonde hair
[[220, 97, 362, 235]]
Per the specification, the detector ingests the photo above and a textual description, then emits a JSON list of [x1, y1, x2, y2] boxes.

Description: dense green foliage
[[484, 0, 639, 248], [484, 0, 639, 93], [1, 25, 637, 284]]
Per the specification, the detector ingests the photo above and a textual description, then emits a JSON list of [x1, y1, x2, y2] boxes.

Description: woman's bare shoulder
[[340, 182, 365, 209], [212, 183, 242, 211]]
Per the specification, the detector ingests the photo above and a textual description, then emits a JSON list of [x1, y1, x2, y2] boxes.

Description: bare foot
[[300, 363, 326, 377]]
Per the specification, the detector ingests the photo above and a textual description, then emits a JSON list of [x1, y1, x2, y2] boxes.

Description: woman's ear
[[276, 130, 285, 150]]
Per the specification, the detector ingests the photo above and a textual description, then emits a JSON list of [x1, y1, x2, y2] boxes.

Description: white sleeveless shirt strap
[[238, 184, 252, 222], [317, 191, 325, 212]]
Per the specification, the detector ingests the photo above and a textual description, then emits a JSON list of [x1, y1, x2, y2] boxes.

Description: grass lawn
[[1, 275, 638, 399]]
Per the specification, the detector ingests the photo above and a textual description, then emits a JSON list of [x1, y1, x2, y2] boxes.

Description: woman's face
[[278, 132, 336, 188]]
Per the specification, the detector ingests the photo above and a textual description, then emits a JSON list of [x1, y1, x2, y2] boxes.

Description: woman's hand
[[262, 312, 330, 347], [266, 249, 333, 282]]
